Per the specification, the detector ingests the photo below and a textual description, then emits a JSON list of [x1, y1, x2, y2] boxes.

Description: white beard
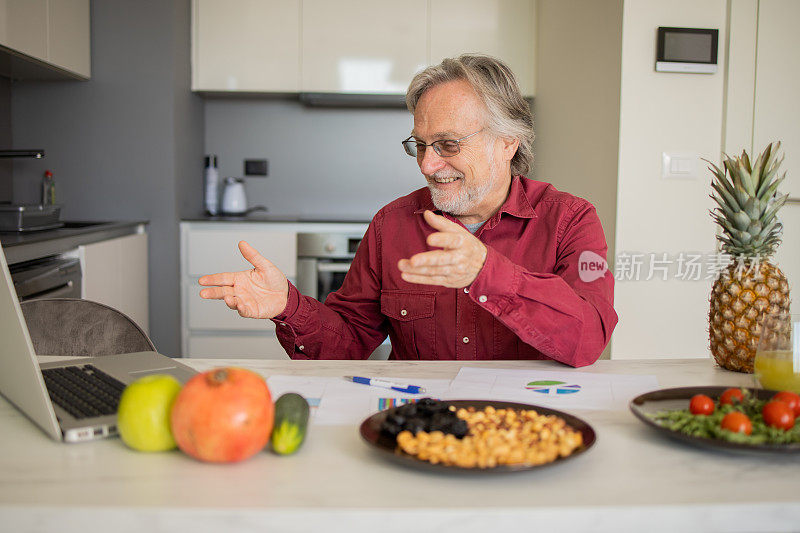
[[426, 148, 499, 216]]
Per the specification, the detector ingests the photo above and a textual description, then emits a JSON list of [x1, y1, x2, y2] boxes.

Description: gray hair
[[406, 54, 534, 176]]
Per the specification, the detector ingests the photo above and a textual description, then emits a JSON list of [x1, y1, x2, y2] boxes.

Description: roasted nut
[[396, 406, 583, 469]]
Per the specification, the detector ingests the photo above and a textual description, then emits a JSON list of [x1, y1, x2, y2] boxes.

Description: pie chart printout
[[525, 380, 582, 395]]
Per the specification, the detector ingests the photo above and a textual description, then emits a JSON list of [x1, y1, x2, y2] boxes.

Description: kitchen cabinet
[[191, 0, 301, 92], [726, 0, 800, 303], [180, 221, 368, 358], [181, 221, 299, 359], [429, 0, 536, 97], [192, 0, 537, 96], [79, 232, 149, 335], [0, 0, 48, 63], [0, 0, 90, 79], [301, 0, 427, 93]]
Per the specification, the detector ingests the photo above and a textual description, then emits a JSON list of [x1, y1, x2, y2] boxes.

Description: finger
[[199, 272, 237, 286], [400, 271, 451, 286], [407, 250, 460, 268], [223, 295, 237, 309], [238, 240, 276, 272], [199, 286, 235, 300], [423, 209, 465, 232], [427, 231, 465, 250]]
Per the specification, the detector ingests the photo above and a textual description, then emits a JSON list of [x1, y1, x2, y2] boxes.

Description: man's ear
[[500, 136, 520, 162]]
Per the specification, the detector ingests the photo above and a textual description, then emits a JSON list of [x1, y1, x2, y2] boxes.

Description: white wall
[[611, 0, 728, 359]]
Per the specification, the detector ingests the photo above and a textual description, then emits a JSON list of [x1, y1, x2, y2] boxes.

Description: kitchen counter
[[1, 358, 797, 533], [0, 220, 147, 264], [183, 213, 372, 224]]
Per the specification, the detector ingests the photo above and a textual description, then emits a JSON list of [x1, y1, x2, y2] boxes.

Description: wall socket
[[244, 159, 268, 176]]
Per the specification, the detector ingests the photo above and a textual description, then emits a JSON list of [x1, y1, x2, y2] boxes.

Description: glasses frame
[[402, 129, 484, 158]]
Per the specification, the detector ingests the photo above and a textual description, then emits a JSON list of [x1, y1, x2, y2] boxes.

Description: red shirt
[[273, 176, 617, 367]]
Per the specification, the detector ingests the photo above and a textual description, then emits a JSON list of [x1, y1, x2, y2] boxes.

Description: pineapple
[[707, 142, 791, 373]]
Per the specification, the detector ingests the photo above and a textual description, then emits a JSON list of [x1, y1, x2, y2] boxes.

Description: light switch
[[662, 152, 699, 179]]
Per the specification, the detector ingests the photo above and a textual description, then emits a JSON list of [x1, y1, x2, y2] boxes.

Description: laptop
[[0, 242, 196, 443]]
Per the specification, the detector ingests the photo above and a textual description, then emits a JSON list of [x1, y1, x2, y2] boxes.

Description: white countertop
[[1, 358, 798, 533]]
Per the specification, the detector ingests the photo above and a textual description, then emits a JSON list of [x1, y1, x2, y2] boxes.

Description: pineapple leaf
[[757, 168, 783, 200], [711, 181, 740, 210], [762, 193, 789, 225], [737, 160, 757, 196], [741, 150, 752, 173]]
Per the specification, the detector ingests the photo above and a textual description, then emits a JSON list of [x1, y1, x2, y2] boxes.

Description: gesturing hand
[[397, 210, 488, 288], [198, 240, 289, 319]]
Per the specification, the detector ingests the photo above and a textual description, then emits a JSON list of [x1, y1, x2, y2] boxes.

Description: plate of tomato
[[629, 386, 800, 453]]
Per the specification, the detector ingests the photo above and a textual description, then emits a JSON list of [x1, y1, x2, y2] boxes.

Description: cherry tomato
[[689, 394, 715, 415], [772, 391, 800, 417], [720, 388, 744, 405], [721, 412, 752, 435], [762, 400, 796, 430]]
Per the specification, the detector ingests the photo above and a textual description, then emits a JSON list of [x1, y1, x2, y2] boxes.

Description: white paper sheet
[[449, 368, 659, 411], [266, 375, 453, 426]]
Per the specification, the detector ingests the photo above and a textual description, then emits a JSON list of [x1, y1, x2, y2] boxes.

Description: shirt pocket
[[380, 290, 436, 359]]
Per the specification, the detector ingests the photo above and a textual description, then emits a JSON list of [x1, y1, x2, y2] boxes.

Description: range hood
[[299, 92, 407, 108], [0, 149, 45, 158]]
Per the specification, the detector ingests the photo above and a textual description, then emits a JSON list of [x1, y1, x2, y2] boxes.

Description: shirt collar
[[414, 175, 537, 221]]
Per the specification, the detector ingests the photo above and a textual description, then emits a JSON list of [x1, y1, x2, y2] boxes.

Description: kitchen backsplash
[[204, 98, 423, 220]]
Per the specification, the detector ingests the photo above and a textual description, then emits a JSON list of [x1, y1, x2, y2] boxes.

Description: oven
[[296, 232, 362, 302], [9, 255, 82, 301]]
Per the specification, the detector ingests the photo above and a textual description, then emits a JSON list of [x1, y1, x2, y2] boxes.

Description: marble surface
[[1, 358, 798, 533]]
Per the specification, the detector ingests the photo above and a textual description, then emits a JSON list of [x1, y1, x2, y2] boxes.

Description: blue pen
[[344, 376, 426, 394]]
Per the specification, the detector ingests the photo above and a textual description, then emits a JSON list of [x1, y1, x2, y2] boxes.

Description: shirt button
[[298, 345, 304, 351], [462, 336, 469, 344], [463, 288, 469, 294], [478, 295, 488, 303], [400, 309, 407, 316]]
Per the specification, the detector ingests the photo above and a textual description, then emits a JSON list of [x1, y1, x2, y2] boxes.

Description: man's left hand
[[397, 210, 488, 288]]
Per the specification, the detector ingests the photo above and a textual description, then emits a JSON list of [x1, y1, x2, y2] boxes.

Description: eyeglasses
[[401, 129, 483, 158]]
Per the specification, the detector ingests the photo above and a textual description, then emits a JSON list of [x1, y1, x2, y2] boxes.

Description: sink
[[61, 221, 111, 228]]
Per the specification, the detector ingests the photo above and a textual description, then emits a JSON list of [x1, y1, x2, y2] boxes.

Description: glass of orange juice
[[754, 312, 800, 392]]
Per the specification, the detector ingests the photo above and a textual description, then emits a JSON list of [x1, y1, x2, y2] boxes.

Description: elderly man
[[199, 55, 617, 367]]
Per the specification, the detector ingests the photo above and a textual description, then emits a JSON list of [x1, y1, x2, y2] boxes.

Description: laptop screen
[[0, 243, 61, 440]]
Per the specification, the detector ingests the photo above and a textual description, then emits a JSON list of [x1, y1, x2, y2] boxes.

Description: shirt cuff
[[272, 280, 301, 322], [468, 245, 520, 315]]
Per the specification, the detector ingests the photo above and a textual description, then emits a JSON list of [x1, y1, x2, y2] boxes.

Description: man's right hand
[[198, 240, 289, 319]]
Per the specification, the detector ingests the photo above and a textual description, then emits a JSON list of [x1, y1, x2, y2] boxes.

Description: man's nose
[[418, 147, 447, 175]]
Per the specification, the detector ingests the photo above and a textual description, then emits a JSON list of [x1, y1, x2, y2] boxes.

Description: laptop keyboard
[[41, 365, 127, 420]]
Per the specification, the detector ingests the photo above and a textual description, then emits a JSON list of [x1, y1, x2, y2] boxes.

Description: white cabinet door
[[47, 0, 90, 78], [192, 0, 301, 91], [181, 223, 297, 357], [0, 0, 48, 62], [429, 0, 537, 97], [0, 0, 89, 78], [185, 227, 297, 278], [301, 0, 428, 93], [750, 0, 800, 300], [80, 233, 149, 335]]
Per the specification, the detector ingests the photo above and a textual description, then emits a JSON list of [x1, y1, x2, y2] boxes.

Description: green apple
[[117, 374, 182, 452]]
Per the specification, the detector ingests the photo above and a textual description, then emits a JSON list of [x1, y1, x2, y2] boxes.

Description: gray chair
[[20, 298, 155, 357]]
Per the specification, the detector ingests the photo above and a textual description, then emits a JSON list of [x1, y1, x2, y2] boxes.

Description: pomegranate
[[170, 367, 274, 463]]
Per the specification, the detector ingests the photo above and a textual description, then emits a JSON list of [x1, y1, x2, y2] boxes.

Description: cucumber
[[271, 393, 310, 455]]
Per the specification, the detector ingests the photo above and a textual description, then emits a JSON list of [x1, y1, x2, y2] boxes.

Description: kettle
[[221, 177, 247, 215]]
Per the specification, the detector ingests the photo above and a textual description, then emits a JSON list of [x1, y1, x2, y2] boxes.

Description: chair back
[[20, 298, 155, 357]]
